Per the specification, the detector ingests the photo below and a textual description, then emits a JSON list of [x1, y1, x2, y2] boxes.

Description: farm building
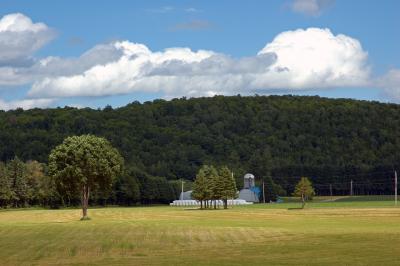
[[173, 173, 260, 204], [238, 173, 260, 203]]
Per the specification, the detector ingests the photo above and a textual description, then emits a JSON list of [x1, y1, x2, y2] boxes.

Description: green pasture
[[1, 200, 400, 265]]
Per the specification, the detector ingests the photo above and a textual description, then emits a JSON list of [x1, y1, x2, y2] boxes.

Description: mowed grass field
[[1, 200, 400, 265]]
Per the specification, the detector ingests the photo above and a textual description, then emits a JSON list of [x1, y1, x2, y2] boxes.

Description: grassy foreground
[[1, 202, 400, 265]]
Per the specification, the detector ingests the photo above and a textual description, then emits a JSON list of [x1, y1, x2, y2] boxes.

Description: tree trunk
[[200, 200, 203, 209], [81, 184, 90, 219], [223, 199, 228, 209], [301, 193, 305, 209]]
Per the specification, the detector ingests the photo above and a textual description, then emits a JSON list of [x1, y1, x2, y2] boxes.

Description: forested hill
[[1, 95, 400, 193]]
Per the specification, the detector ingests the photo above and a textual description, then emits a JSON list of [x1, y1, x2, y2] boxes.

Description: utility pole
[[231, 171, 234, 208], [262, 180, 266, 203], [350, 180, 353, 196], [395, 170, 398, 206]]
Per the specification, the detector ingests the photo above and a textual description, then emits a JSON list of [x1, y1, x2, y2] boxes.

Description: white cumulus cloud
[[257, 28, 370, 89], [28, 28, 370, 99], [2, 13, 400, 109], [0, 97, 55, 111], [0, 42, 123, 87], [0, 13, 55, 67]]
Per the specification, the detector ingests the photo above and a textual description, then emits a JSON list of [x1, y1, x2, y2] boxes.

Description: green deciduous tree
[[48, 135, 123, 219], [37, 174, 60, 209], [115, 172, 141, 205], [0, 162, 12, 207], [293, 177, 315, 209]]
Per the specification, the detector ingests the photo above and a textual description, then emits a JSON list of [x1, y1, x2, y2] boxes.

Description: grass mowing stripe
[[1, 202, 400, 265]]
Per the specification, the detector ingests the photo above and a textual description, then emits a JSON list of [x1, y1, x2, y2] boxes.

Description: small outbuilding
[[179, 190, 193, 200]]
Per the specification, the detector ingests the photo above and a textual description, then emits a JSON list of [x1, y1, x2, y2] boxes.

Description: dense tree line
[[0, 95, 399, 202], [0, 158, 57, 208], [0, 157, 182, 208]]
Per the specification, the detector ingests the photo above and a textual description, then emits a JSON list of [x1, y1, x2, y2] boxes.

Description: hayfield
[[1, 201, 400, 265]]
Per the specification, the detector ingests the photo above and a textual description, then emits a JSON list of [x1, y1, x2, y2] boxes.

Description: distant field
[[281, 195, 397, 204], [1, 201, 400, 265]]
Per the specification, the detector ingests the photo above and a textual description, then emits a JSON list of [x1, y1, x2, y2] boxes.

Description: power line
[[271, 170, 394, 181]]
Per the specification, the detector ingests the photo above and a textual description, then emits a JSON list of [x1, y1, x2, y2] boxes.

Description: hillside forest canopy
[[0, 95, 399, 207]]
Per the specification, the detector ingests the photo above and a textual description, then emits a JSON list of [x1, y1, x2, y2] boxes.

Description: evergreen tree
[[7, 157, 29, 207], [207, 165, 221, 209], [115, 173, 141, 205], [293, 177, 315, 209], [140, 175, 159, 204], [219, 166, 237, 209], [192, 165, 211, 209], [156, 176, 175, 203], [263, 175, 277, 202], [25, 160, 44, 205]]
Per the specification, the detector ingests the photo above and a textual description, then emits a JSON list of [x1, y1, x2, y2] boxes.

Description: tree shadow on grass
[[183, 208, 201, 211], [183, 208, 229, 211]]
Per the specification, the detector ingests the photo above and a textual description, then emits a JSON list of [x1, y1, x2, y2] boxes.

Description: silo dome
[[244, 173, 255, 179], [243, 173, 255, 189]]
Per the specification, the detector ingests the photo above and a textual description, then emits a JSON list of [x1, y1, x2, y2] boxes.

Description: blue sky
[[0, 0, 399, 109]]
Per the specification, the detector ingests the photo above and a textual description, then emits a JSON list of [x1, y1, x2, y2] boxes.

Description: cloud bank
[[28, 28, 370, 99], [0, 98, 55, 110], [0, 13, 398, 110]]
